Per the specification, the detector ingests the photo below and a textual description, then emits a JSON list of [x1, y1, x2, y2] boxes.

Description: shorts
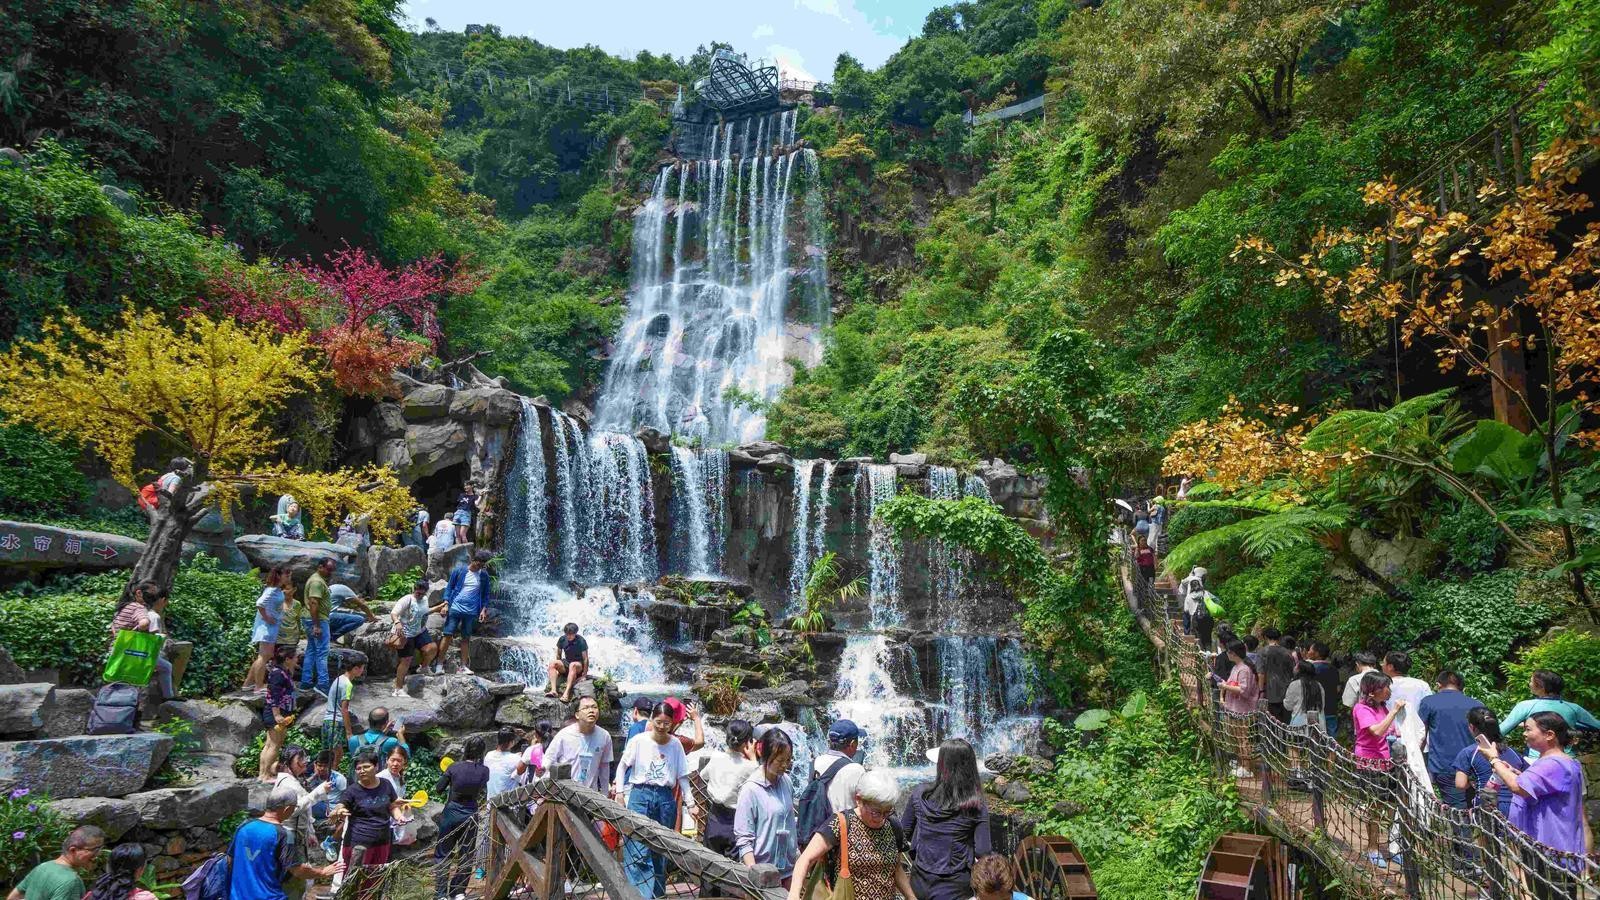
[[322, 718, 344, 752], [452, 510, 472, 526], [251, 616, 280, 645], [408, 631, 435, 655], [442, 612, 476, 638]]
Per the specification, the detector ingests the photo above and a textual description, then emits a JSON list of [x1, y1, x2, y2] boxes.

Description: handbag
[[103, 629, 165, 686], [384, 629, 407, 651], [813, 812, 854, 900]]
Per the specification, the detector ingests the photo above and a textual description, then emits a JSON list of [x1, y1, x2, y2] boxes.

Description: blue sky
[[398, 0, 944, 81]]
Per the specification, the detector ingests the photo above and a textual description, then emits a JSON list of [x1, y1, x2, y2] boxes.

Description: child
[[324, 655, 365, 772], [969, 853, 1034, 900]]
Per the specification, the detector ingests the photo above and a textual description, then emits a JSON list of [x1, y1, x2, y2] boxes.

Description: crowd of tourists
[[1123, 495, 1597, 884]]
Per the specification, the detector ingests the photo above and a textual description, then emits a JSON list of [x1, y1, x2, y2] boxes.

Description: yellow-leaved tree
[[0, 308, 416, 596]]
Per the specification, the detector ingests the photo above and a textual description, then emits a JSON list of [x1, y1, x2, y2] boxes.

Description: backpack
[[796, 756, 852, 848], [87, 682, 142, 735], [180, 853, 229, 900], [138, 482, 160, 511]]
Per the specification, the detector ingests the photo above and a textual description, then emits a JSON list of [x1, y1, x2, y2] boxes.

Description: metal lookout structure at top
[[693, 49, 781, 114]]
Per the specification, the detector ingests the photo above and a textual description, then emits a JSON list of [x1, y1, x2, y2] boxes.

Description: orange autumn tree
[[1239, 123, 1600, 610]]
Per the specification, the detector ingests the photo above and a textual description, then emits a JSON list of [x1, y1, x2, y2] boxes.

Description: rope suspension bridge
[[1121, 535, 1600, 900]]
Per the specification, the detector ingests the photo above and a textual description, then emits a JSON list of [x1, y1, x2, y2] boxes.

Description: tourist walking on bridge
[[702, 718, 759, 857], [435, 736, 492, 900], [904, 739, 993, 900], [1501, 670, 1600, 736], [1213, 639, 1259, 779], [789, 770, 915, 900], [617, 701, 694, 897], [735, 727, 800, 882], [545, 696, 613, 790], [1478, 711, 1589, 896], [1353, 672, 1404, 869]]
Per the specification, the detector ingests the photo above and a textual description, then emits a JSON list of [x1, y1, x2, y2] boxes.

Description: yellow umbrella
[[407, 790, 429, 808], [439, 756, 454, 772]]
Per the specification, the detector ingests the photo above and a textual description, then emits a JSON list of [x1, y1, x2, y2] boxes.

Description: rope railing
[[1119, 536, 1600, 899]]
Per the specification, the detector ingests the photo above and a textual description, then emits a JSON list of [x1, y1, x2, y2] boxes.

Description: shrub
[[234, 725, 325, 778], [379, 566, 424, 603], [1503, 630, 1600, 713], [0, 788, 71, 887], [1216, 547, 1333, 634], [1426, 502, 1505, 573], [0, 555, 260, 693], [0, 423, 87, 514], [1382, 571, 1556, 697]]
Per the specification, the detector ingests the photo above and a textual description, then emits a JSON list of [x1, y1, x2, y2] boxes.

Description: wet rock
[[738, 441, 791, 459], [496, 693, 567, 728], [888, 452, 928, 467], [0, 684, 52, 736], [126, 782, 249, 829], [996, 778, 1032, 803], [50, 797, 141, 841], [756, 454, 795, 474], [448, 387, 522, 426], [405, 421, 472, 481], [634, 427, 671, 455], [0, 734, 173, 799]]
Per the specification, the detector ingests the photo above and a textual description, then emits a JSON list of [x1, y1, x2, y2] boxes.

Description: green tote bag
[[103, 629, 165, 686]]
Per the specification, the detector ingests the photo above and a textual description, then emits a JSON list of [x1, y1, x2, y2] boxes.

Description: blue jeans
[[1324, 714, 1339, 738], [624, 785, 677, 897], [329, 610, 366, 642], [300, 618, 330, 691]]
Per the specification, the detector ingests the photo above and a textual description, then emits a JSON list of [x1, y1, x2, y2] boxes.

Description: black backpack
[[796, 756, 851, 847], [87, 682, 141, 735]]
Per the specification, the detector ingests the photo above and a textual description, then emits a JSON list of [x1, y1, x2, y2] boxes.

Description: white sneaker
[[391, 688, 408, 698], [458, 665, 474, 676], [1232, 765, 1253, 779], [429, 664, 443, 675]]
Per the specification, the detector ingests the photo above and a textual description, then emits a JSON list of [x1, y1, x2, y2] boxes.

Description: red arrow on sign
[[93, 546, 119, 560]]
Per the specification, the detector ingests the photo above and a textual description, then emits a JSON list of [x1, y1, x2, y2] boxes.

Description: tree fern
[[1162, 503, 1349, 574], [1302, 389, 1455, 453]]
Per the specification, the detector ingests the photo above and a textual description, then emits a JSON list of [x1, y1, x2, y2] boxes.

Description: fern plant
[[790, 551, 861, 634]]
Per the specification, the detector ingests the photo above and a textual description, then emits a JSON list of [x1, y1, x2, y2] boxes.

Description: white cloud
[[753, 23, 775, 38], [766, 43, 817, 82], [795, 0, 846, 20]]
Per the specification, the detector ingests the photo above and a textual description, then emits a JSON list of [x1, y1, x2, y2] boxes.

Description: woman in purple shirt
[[1476, 711, 1587, 873]]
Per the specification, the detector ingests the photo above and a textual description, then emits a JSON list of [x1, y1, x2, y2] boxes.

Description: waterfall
[[786, 459, 836, 609], [859, 464, 901, 628], [493, 403, 673, 690], [932, 635, 1040, 759], [594, 109, 827, 442], [831, 634, 931, 773], [926, 466, 965, 621], [964, 473, 991, 501], [670, 446, 727, 577]]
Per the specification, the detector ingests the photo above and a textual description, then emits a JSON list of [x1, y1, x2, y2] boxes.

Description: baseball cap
[[827, 719, 865, 743], [632, 697, 654, 714]]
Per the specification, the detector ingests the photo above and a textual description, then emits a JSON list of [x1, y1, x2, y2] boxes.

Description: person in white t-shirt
[[543, 697, 613, 791], [484, 727, 526, 797], [1342, 652, 1380, 710], [612, 701, 691, 897]]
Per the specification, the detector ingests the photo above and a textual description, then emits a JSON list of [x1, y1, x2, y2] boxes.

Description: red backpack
[[137, 482, 160, 511]]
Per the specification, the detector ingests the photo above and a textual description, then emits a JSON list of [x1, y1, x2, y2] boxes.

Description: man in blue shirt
[[229, 786, 341, 900], [1417, 670, 1484, 807], [346, 707, 410, 765], [437, 550, 493, 675]]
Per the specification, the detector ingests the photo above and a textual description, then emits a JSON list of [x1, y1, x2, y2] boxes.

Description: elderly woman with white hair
[[788, 769, 915, 900]]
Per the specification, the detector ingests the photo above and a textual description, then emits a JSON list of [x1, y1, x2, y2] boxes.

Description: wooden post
[[1483, 280, 1533, 433]]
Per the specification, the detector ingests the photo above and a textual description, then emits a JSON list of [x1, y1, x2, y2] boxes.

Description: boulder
[[448, 387, 523, 426], [184, 508, 250, 572], [0, 734, 173, 799], [495, 693, 568, 729], [0, 684, 52, 736], [424, 676, 497, 730], [0, 646, 24, 684], [427, 543, 473, 582], [49, 797, 141, 841], [755, 454, 795, 474], [126, 782, 248, 829], [100, 184, 137, 214], [402, 384, 454, 420], [888, 452, 928, 467], [0, 521, 145, 573], [347, 630, 400, 679], [234, 535, 363, 589], [155, 700, 263, 753], [368, 544, 425, 591], [376, 438, 412, 476], [738, 441, 790, 459], [0, 147, 23, 166], [404, 421, 471, 481], [1348, 528, 1443, 581], [39, 688, 95, 739], [373, 402, 408, 438], [634, 427, 671, 455]]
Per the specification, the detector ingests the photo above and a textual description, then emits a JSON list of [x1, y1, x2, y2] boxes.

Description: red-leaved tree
[[196, 247, 479, 395]]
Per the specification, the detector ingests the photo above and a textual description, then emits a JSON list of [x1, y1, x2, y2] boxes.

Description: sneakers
[[1367, 851, 1389, 869], [322, 837, 338, 862], [1231, 765, 1252, 779], [429, 663, 444, 675], [458, 665, 474, 676], [391, 688, 408, 698]]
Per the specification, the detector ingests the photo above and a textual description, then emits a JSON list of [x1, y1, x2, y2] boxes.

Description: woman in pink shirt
[[1352, 672, 1405, 869], [1212, 639, 1260, 778]]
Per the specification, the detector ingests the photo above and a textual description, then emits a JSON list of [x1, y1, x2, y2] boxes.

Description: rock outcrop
[[0, 734, 173, 799], [235, 535, 363, 588]]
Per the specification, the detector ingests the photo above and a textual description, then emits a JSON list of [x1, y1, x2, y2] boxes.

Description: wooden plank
[[543, 805, 565, 900], [558, 807, 647, 900], [486, 806, 550, 900]]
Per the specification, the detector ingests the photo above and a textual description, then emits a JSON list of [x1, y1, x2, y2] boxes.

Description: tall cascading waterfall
[[860, 464, 901, 628], [786, 459, 836, 611], [593, 109, 828, 443], [669, 446, 728, 577], [495, 402, 672, 690], [832, 634, 932, 776]]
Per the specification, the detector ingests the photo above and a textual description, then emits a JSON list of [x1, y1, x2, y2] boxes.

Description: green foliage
[[151, 717, 206, 786], [731, 601, 772, 648], [1165, 504, 1244, 556], [379, 566, 426, 603], [1377, 571, 1556, 697], [1216, 547, 1335, 633], [234, 725, 325, 779], [1161, 499, 1349, 577], [29, 508, 149, 541], [0, 787, 71, 888], [0, 423, 87, 514], [1024, 684, 1244, 900], [0, 555, 259, 693], [1502, 630, 1600, 714], [790, 551, 857, 633], [1427, 503, 1506, 574]]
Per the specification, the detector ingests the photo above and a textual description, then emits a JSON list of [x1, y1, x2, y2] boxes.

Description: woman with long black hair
[[700, 718, 758, 857], [902, 738, 991, 900], [84, 844, 156, 900]]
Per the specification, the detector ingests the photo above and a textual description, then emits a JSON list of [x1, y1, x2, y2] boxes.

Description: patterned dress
[[823, 810, 903, 900]]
